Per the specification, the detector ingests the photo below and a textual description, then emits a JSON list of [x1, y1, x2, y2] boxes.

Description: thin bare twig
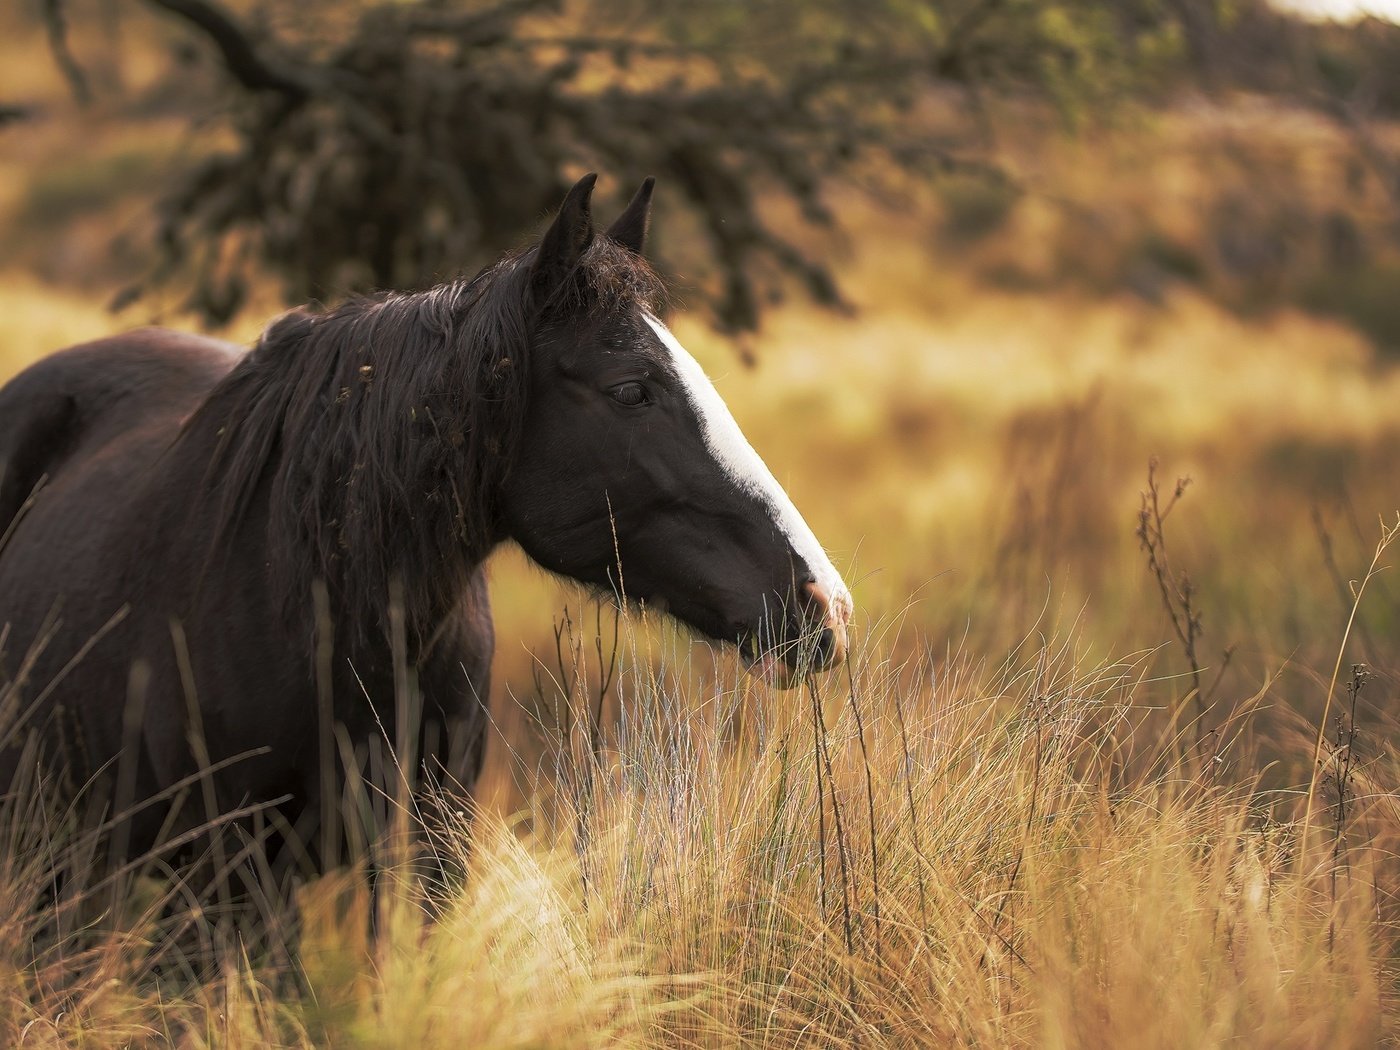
[[1327, 664, 1365, 953], [806, 676, 855, 973], [840, 660, 882, 974], [1301, 515, 1398, 853], [1137, 458, 1210, 746]]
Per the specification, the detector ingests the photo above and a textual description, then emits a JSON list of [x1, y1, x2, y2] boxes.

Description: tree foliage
[[36, 0, 1398, 331], [99, 0, 1212, 329]]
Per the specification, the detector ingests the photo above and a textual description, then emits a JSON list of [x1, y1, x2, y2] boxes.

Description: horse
[[0, 174, 852, 866]]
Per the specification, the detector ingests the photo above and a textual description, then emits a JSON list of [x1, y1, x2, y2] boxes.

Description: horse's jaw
[[740, 645, 843, 690], [742, 646, 798, 689]]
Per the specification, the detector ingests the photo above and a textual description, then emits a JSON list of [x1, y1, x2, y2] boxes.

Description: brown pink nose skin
[[804, 579, 849, 672]]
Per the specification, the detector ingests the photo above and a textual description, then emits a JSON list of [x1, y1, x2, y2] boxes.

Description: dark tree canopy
[[33, 0, 1400, 332], [101, 0, 1194, 330]]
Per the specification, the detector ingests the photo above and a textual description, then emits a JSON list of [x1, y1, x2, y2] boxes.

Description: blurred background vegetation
[[3, 0, 1400, 793], [7, 3, 1400, 1045]]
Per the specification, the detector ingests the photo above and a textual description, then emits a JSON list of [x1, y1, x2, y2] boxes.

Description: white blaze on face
[[641, 313, 853, 630]]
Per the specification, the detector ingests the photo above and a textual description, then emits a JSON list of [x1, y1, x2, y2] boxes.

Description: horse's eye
[[610, 382, 649, 407]]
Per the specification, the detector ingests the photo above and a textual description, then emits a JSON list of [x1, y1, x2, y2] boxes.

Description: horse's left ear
[[532, 172, 598, 301], [605, 177, 656, 255]]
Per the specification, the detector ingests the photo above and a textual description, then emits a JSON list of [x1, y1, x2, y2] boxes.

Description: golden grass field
[[4, 11, 1400, 1045]]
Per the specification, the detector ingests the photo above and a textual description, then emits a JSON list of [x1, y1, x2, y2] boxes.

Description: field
[[4, 9, 1400, 1046]]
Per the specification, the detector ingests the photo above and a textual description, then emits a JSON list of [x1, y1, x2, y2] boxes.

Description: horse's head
[[498, 175, 851, 687]]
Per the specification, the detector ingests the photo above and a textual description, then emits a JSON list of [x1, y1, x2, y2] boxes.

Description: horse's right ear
[[605, 177, 655, 255], [532, 173, 598, 302]]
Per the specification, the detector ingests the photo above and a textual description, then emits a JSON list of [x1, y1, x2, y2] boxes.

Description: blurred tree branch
[[0, 104, 38, 128], [144, 0, 312, 100], [40, 0, 90, 105]]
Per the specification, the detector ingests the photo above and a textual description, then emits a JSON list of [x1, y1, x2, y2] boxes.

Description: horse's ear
[[605, 177, 656, 255], [532, 172, 598, 300]]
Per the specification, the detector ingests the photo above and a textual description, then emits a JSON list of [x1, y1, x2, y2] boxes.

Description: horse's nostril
[[814, 626, 835, 664]]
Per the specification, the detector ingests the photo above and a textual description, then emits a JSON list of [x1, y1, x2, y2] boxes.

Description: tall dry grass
[[1, 551, 1396, 1048]]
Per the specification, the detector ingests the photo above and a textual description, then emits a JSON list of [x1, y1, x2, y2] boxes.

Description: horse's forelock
[[525, 236, 667, 320], [577, 238, 667, 314]]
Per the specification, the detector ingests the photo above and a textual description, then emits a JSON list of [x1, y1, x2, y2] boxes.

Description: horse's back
[[0, 329, 243, 785], [0, 328, 242, 535]]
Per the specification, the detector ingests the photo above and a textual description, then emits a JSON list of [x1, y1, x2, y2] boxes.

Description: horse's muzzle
[[804, 578, 850, 671], [741, 578, 852, 689]]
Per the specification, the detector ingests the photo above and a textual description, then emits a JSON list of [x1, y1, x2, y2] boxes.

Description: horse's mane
[[186, 238, 665, 645]]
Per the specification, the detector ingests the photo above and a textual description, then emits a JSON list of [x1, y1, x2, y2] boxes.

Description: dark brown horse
[[0, 175, 851, 863]]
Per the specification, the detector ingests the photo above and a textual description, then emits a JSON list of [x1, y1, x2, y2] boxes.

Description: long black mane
[[185, 238, 664, 645]]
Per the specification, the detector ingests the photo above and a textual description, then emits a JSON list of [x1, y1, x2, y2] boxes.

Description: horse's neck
[[329, 529, 500, 664], [181, 309, 510, 669]]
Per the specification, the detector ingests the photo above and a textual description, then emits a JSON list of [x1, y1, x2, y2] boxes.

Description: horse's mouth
[[738, 624, 846, 690]]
